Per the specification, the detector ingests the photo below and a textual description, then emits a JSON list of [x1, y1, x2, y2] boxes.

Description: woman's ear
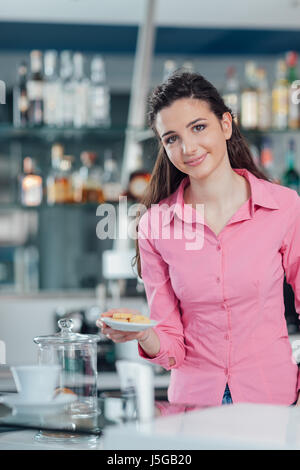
[[221, 112, 233, 140]]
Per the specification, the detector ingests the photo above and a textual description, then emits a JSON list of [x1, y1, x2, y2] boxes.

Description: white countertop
[[103, 403, 300, 450], [1, 402, 300, 450]]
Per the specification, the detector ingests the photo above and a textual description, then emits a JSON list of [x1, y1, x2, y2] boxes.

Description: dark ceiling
[[0, 21, 299, 55]]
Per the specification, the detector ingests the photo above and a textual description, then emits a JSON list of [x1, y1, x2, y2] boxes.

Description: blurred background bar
[[0, 0, 300, 387]]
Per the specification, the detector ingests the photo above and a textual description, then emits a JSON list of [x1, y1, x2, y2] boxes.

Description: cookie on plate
[[129, 315, 151, 324], [112, 312, 133, 320]]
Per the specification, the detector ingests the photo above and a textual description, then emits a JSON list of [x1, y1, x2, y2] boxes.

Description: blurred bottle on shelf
[[59, 50, 74, 128], [241, 61, 258, 130], [127, 171, 151, 201], [73, 151, 104, 204], [222, 66, 240, 125], [282, 138, 300, 193], [27, 50, 44, 127], [162, 60, 178, 81], [13, 62, 29, 128], [286, 51, 300, 130], [72, 52, 89, 128], [256, 67, 272, 130], [20, 156, 43, 206], [125, 154, 151, 202], [260, 137, 279, 183], [88, 55, 111, 128], [272, 59, 289, 130], [102, 149, 123, 202], [43, 50, 62, 127], [47, 143, 74, 204]]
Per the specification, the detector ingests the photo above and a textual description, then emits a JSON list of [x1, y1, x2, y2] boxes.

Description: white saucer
[[102, 317, 157, 332], [0, 393, 77, 415]]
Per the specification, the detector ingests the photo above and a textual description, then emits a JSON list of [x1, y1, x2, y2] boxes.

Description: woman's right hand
[[96, 308, 151, 344]]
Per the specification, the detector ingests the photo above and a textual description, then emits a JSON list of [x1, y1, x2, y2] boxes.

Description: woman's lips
[[185, 153, 208, 167]]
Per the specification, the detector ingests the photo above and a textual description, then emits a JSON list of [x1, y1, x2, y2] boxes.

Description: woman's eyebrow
[[161, 118, 207, 138], [186, 117, 207, 128], [161, 130, 175, 138]]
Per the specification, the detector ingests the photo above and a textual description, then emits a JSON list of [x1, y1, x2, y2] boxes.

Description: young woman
[[97, 72, 300, 407]]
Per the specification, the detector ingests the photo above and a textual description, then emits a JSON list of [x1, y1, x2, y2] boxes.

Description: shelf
[[1, 123, 298, 143], [0, 200, 135, 211], [241, 128, 300, 136], [0, 124, 158, 142], [0, 203, 101, 211], [0, 124, 126, 141]]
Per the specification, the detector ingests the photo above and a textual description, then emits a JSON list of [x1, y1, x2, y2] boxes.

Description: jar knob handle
[[58, 318, 74, 334]]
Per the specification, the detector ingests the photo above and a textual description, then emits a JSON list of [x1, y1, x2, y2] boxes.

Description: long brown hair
[[133, 71, 268, 278]]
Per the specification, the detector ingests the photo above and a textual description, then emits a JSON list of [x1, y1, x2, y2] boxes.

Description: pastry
[[108, 313, 151, 324], [129, 315, 150, 324], [112, 312, 133, 320]]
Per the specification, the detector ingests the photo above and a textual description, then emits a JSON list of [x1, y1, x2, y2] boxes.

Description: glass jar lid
[[33, 318, 100, 345]]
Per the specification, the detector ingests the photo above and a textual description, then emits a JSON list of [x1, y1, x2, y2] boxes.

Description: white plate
[[0, 393, 77, 415], [102, 317, 157, 332]]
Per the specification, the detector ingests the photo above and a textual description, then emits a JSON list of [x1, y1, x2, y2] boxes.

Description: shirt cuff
[[137, 327, 175, 371]]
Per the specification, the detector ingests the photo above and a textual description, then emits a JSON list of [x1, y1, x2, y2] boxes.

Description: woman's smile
[[184, 152, 208, 166]]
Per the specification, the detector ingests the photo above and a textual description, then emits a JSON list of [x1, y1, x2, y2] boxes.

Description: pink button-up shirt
[[137, 168, 300, 406]]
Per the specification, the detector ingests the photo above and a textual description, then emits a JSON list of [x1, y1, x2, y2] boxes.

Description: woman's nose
[[182, 139, 197, 155]]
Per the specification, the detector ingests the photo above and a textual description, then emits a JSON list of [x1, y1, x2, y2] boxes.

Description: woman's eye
[[193, 124, 206, 132], [165, 135, 177, 144]]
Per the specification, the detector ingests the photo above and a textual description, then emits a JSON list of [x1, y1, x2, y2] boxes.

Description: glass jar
[[33, 318, 100, 418]]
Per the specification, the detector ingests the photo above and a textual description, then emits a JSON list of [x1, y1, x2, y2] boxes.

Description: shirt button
[[222, 302, 227, 309], [224, 334, 229, 340], [224, 368, 228, 375], [217, 244, 221, 251], [216, 277, 221, 283]]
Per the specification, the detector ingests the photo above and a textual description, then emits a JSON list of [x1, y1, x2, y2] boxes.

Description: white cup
[[11, 365, 61, 403]]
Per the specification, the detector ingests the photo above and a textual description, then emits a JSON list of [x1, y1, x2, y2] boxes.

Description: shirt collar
[[235, 168, 279, 215], [161, 168, 279, 226]]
